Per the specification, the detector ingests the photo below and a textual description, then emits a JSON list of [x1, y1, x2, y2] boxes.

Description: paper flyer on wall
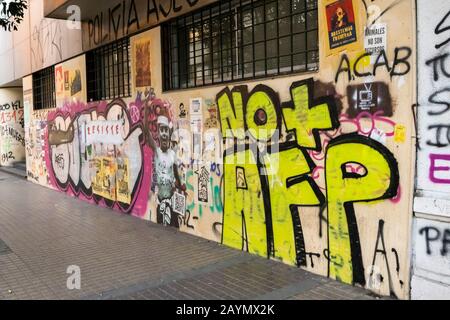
[[101, 157, 117, 201], [116, 157, 131, 204], [326, 0, 358, 49], [189, 98, 203, 133], [364, 23, 387, 64], [172, 191, 186, 217], [92, 157, 103, 197]]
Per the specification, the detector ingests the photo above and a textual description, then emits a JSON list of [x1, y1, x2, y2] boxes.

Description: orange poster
[[326, 0, 357, 49]]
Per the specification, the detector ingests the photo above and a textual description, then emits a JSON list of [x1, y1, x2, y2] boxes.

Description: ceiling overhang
[[44, 0, 112, 21]]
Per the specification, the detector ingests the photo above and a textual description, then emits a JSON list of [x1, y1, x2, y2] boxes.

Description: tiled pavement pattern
[[0, 171, 381, 300]]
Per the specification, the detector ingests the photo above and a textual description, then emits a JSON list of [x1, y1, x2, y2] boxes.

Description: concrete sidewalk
[[0, 170, 379, 300]]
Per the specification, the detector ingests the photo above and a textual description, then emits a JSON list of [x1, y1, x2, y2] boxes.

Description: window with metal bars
[[162, 0, 318, 91], [86, 37, 131, 102], [32, 66, 56, 110]]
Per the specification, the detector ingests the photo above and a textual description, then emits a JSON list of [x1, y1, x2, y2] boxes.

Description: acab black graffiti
[[335, 47, 412, 83]]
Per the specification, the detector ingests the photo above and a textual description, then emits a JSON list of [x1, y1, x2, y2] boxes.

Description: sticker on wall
[[190, 98, 203, 132], [203, 130, 217, 162], [172, 191, 186, 217], [326, 0, 358, 50], [204, 99, 219, 129], [394, 124, 406, 143], [364, 23, 387, 64], [370, 128, 387, 145], [70, 70, 82, 96], [101, 157, 117, 201], [196, 166, 210, 204], [192, 131, 203, 163], [346, 82, 393, 118], [179, 103, 187, 119], [116, 158, 131, 204]]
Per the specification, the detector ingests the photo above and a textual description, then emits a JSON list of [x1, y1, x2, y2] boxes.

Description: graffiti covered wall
[[24, 0, 416, 299], [0, 88, 25, 166], [154, 0, 415, 299], [81, 0, 217, 51], [45, 97, 152, 216], [30, 0, 83, 72], [414, 0, 450, 299]]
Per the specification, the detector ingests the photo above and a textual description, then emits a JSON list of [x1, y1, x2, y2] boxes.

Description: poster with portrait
[[326, 0, 357, 50], [55, 66, 64, 97], [116, 157, 131, 204], [190, 98, 203, 132], [131, 31, 152, 91], [101, 157, 117, 201], [91, 157, 103, 197]]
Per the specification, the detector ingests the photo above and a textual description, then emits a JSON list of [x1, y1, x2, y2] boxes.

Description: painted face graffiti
[[158, 118, 171, 152], [144, 98, 187, 227]]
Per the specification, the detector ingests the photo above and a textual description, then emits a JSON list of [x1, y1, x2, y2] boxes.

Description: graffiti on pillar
[[217, 78, 400, 288], [417, 7, 450, 191]]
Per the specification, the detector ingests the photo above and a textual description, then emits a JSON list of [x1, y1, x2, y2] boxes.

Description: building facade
[[0, 0, 448, 300]]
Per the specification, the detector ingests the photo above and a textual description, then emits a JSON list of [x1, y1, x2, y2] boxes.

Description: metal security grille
[[32, 66, 56, 110], [162, 0, 318, 91], [86, 37, 131, 102]]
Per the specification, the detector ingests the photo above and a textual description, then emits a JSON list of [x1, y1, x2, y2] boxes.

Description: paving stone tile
[[0, 172, 377, 301]]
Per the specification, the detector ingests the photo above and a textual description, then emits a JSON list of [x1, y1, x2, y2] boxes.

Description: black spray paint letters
[[1, 151, 15, 163], [426, 125, 450, 148], [424, 53, 450, 116], [335, 47, 412, 83], [370, 220, 402, 298], [434, 10, 450, 49], [422, 13, 450, 153], [0, 126, 25, 147], [0, 100, 22, 111], [419, 226, 450, 256], [32, 20, 62, 66], [88, 0, 139, 46], [148, 0, 199, 20], [88, 0, 200, 47]]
